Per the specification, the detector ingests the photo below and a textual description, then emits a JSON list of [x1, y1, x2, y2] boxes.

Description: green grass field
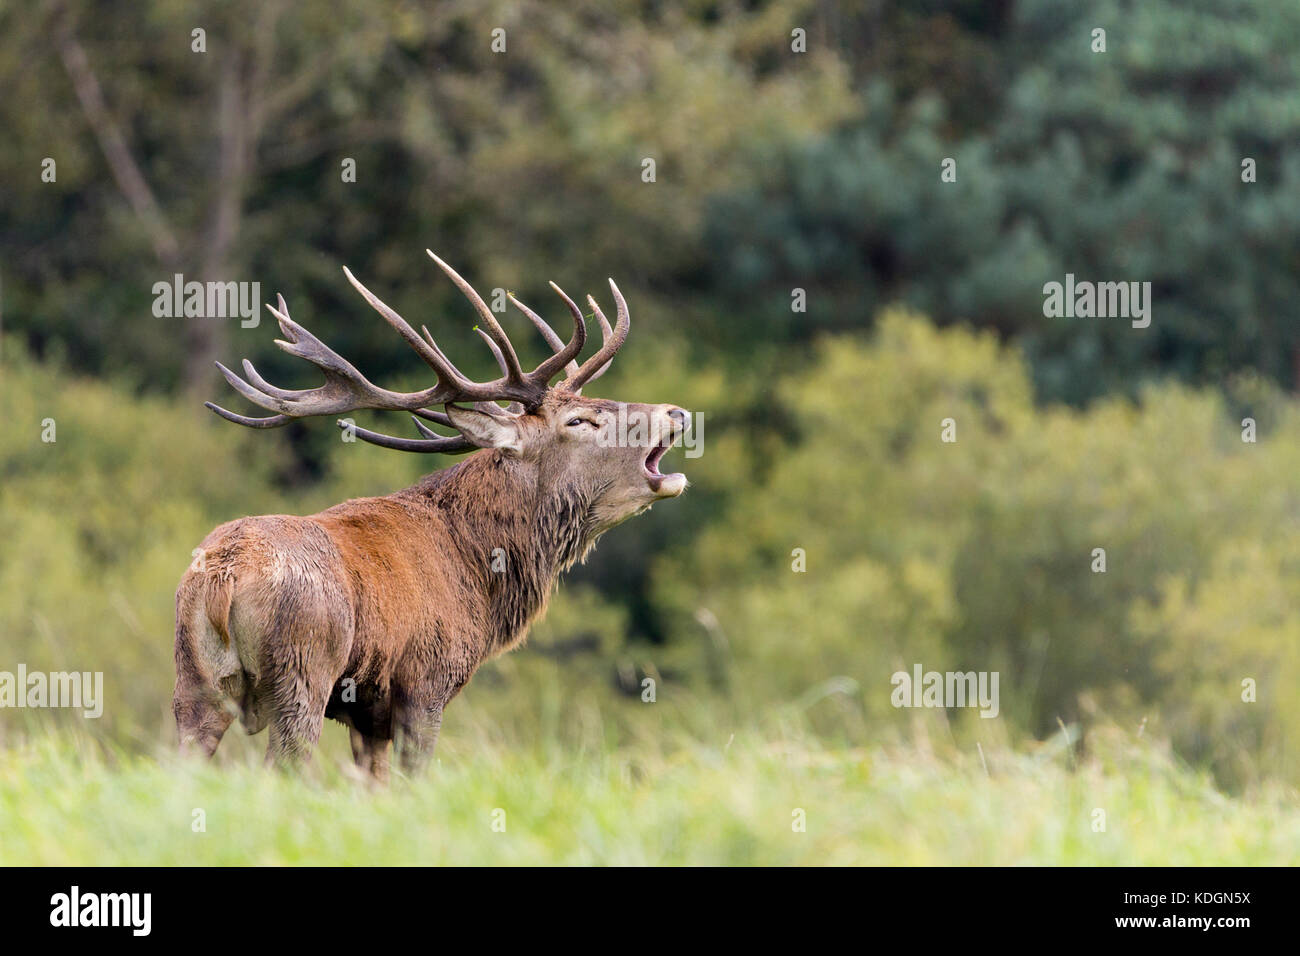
[[3, 725, 1296, 865]]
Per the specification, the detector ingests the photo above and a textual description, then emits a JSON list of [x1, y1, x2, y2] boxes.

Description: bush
[[651, 311, 1300, 789]]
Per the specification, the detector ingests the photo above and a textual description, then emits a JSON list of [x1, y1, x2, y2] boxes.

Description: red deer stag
[[174, 251, 688, 778]]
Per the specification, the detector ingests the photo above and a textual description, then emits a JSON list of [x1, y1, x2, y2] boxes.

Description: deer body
[[174, 253, 687, 776]]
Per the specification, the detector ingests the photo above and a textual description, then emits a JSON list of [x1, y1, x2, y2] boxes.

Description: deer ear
[[446, 405, 523, 454]]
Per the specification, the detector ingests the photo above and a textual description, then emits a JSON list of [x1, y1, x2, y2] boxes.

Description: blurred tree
[[15, 0, 398, 390], [1, 0, 852, 396], [697, 0, 1300, 403]]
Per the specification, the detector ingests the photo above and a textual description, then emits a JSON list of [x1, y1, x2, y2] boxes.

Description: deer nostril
[[668, 407, 687, 425]]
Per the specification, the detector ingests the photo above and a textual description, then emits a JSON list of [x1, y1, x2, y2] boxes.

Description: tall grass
[[2, 721, 1297, 865]]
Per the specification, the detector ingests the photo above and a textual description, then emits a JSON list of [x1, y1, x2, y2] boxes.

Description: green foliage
[[700, 0, 1300, 402], [0, 0, 853, 396], [9, 0, 1296, 408], [651, 312, 1300, 790], [1134, 538, 1300, 789]]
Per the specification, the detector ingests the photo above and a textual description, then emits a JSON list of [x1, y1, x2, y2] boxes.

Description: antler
[[506, 279, 628, 393], [206, 252, 632, 453]]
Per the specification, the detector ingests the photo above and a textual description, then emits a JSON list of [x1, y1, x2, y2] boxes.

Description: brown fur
[[173, 391, 687, 776]]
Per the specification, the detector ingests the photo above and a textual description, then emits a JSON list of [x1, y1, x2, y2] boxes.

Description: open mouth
[[643, 425, 687, 495], [644, 441, 671, 478]]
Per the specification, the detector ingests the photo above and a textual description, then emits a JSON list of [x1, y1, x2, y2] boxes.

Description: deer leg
[[397, 704, 444, 776], [265, 668, 334, 768], [349, 728, 392, 784], [259, 573, 352, 769], [173, 581, 240, 758], [267, 711, 324, 768], [397, 676, 466, 775], [349, 726, 370, 767], [368, 736, 392, 783], [174, 683, 235, 758]]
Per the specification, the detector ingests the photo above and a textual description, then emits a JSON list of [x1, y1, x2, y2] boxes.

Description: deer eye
[[566, 417, 596, 428]]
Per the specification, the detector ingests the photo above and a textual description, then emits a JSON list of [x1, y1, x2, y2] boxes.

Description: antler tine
[[205, 293, 451, 431], [342, 266, 471, 392], [566, 279, 629, 390], [581, 358, 613, 386], [213, 359, 287, 413], [577, 294, 615, 387], [419, 325, 463, 379], [343, 265, 542, 406], [506, 287, 584, 384], [204, 402, 292, 428], [338, 418, 476, 454], [475, 325, 507, 372], [426, 250, 527, 385], [508, 294, 569, 362], [475, 327, 524, 414], [411, 416, 453, 440], [275, 294, 447, 411], [411, 407, 454, 427], [522, 282, 586, 384]]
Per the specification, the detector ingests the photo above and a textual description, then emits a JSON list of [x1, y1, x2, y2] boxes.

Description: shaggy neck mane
[[398, 450, 598, 651]]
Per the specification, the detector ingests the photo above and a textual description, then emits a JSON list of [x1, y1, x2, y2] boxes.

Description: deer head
[[206, 250, 689, 531]]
